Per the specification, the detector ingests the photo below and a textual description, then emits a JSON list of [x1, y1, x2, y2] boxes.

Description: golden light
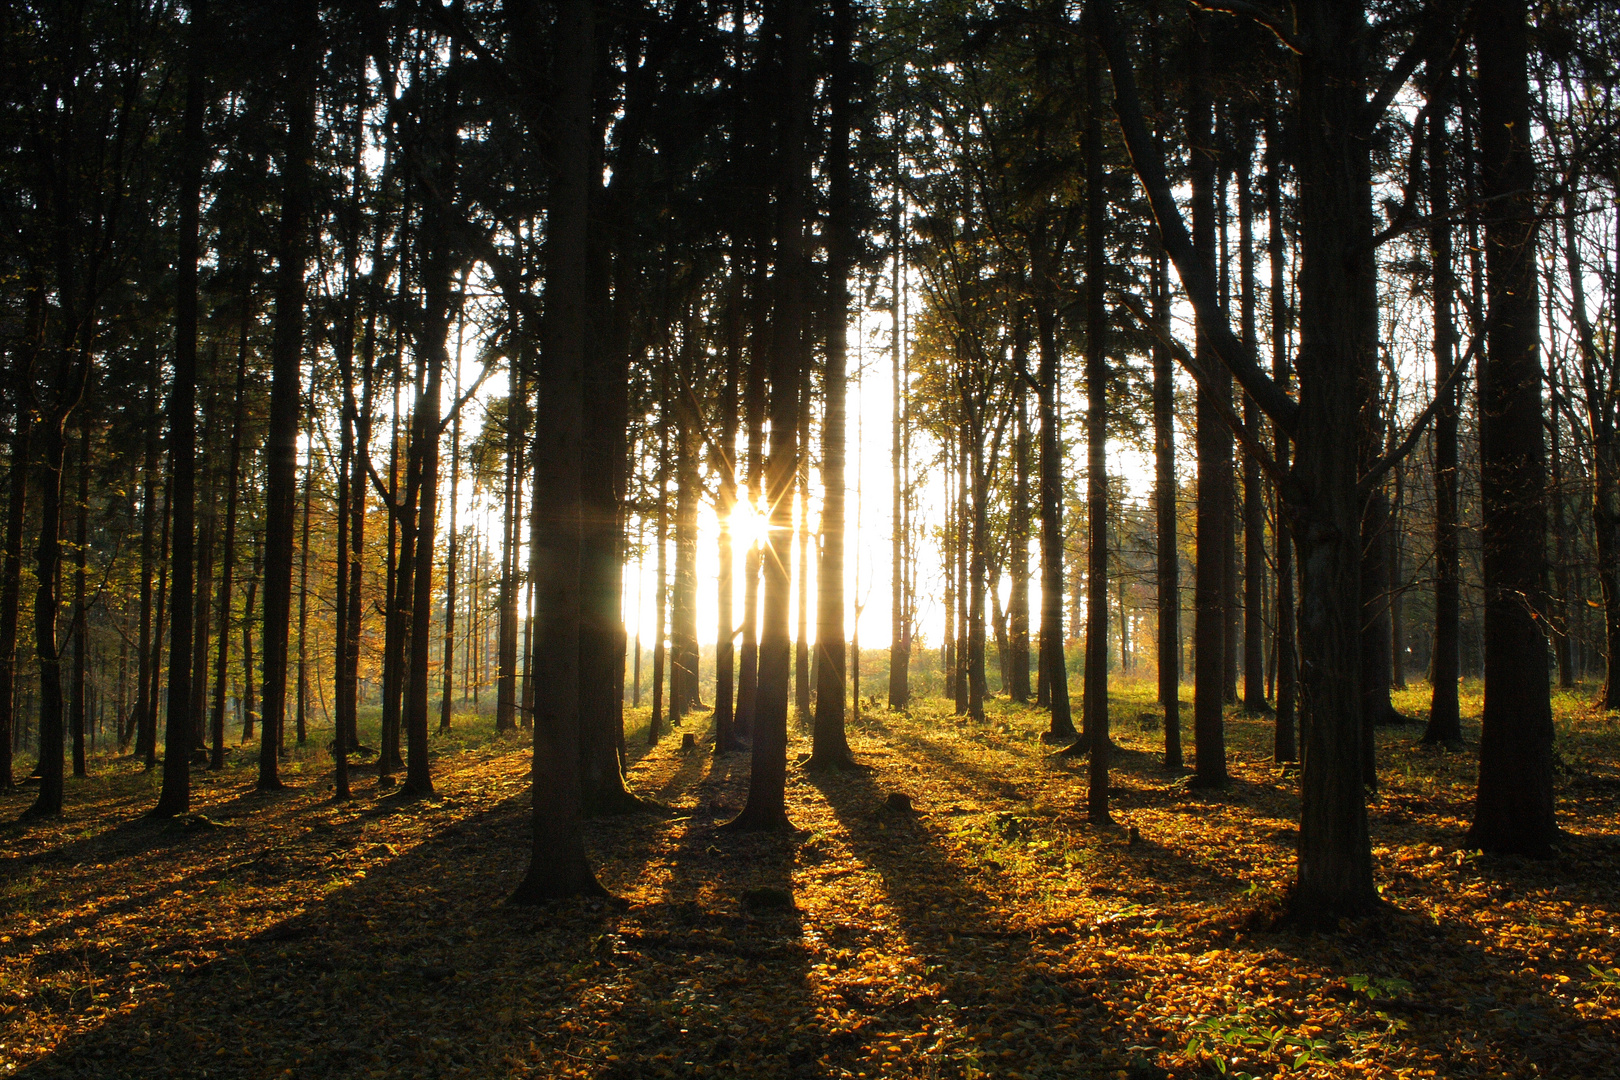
[[729, 499, 771, 549]]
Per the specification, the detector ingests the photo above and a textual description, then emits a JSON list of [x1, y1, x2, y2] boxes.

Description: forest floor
[[2, 682, 1619, 1079]]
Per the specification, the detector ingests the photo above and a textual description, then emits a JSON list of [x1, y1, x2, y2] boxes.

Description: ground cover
[[2, 683, 1617, 1078]]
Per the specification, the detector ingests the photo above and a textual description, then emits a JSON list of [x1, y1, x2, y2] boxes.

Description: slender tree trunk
[[242, 550, 258, 743], [1267, 104, 1296, 762], [440, 317, 462, 732], [729, 0, 807, 832], [650, 392, 669, 745], [495, 390, 520, 731], [69, 419, 89, 779], [1470, 0, 1556, 855], [1189, 14, 1227, 787], [1009, 318, 1033, 704], [673, 373, 698, 721], [1036, 293, 1074, 738], [146, 473, 171, 768], [1153, 246, 1182, 766], [714, 289, 741, 752], [190, 505, 214, 758], [1083, 38, 1111, 821], [0, 356, 32, 788], [1239, 125, 1268, 713], [794, 362, 812, 723], [151, 16, 208, 817], [888, 206, 911, 709], [296, 456, 313, 746], [132, 412, 157, 761], [211, 325, 248, 771]]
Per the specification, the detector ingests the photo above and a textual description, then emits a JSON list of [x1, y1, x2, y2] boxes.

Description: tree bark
[[810, 0, 854, 769], [151, 12, 208, 817], [258, 0, 318, 791], [1470, 0, 1556, 856], [1083, 37, 1112, 822], [728, 0, 808, 833], [1189, 13, 1228, 787], [511, 0, 606, 901]]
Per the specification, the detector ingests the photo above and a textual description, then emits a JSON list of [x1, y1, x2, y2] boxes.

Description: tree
[[258, 0, 318, 793], [511, 0, 606, 902], [1470, 0, 1556, 856]]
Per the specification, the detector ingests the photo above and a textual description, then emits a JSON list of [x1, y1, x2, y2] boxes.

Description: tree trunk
[[1239, 123, 1268, 714], [71, 418, 90, 778], [0, 355, 32, 788], [794, 359, 812, 723], [1267, 102, 1296, 763], [810, 0, 854, 768], [511, 0, 605, 901], [714, 285, 741, 752], [1189, 13, 1227, 787], [1470, 0, 1556, 856], [888, 207, 911, 709], [1153, 244, 1181, 766], [1009, 318, 1033, 705], [728, 0, 808, 833], [495, 387, 521, 732], [1083, 37, 1112, 823], [650, 386, 670, 745], [1424, 54, 1463, 743], [258, 0, 317, 791], [151, 19, 208, 817], [440, 318, 462, 732], [212, 325, 248, 771], [1036, 293, 1074, 739]]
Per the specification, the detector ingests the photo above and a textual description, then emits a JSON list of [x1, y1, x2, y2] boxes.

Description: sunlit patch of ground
[[2, 682, 1616, 1078]]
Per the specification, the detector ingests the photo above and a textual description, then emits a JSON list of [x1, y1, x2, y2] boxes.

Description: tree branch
[[1096, 0, 1299, 434]]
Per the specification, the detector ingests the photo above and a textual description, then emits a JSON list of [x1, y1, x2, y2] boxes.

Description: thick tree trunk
[[1470, 0, 1556, 856], [1098, 0, 1375, 919], [810, 0, 854, 768], [258, 0, 317, 791], [511, 0, 605, 901]]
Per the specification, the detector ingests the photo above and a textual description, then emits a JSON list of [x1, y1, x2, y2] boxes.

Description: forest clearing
[[4, 686, 1617, 1079]]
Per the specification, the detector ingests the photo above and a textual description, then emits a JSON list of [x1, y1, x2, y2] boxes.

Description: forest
[[2, 0, 1619, 1076]]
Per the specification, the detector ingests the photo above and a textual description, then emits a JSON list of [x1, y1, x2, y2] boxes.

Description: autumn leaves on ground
[[3, 686, 1619, 1080]]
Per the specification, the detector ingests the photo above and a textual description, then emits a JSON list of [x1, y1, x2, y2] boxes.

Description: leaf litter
[[1, 682, 1617, 1078]]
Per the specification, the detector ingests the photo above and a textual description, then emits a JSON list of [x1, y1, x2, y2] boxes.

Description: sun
[[729, 499, 771, 549]]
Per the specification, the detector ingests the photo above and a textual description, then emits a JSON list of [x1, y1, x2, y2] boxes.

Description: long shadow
[[808, 753, 1166, 1075], [588, 721, 821, 1079], [10, 783, 644, 1078]]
